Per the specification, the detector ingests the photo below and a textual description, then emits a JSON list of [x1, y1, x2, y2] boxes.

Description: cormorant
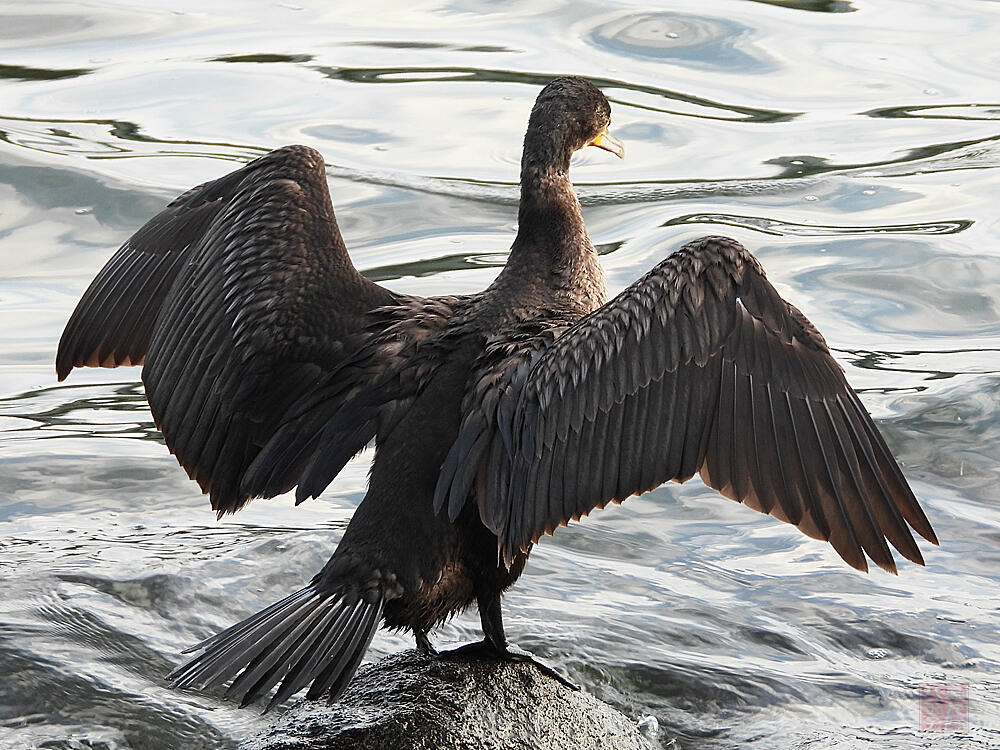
[[56, 76, 937, 710]]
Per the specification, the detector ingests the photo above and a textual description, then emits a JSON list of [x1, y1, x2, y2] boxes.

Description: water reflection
[[1, 382, 156, 443], [339, 41, 519, 53], [0, 64, 92, 82], [864, 103, 1000, 122], [213, 53, 315, 64], [746, 0, 856, 11], [589, 13, 774, 73], [664, 212, 973, 237], [0, 115, 265, 163], [315, 65, 798, 122], [765, 133, 1000, 178]]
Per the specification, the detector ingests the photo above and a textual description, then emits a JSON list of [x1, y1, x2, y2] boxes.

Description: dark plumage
[[56, 76, 937, 710]]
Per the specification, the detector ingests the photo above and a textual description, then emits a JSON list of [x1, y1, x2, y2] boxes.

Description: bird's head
[[523, 76, 624, 171]]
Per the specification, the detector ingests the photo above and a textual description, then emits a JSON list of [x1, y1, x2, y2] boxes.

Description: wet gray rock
[[239, 650, 654, 750]]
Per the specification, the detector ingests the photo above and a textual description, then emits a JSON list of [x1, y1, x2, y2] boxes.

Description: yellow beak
[[588, 129, 625, 159]]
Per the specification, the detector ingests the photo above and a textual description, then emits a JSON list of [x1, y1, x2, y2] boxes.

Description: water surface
[[2, 1, 999, 748]]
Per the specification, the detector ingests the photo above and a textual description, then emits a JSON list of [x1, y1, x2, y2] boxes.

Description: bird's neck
[[510, 163, 590, 272], [495, 162, 606, 313]]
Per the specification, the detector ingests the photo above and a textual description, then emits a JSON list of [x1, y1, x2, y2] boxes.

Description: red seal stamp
[[920, 683, 969, 732]]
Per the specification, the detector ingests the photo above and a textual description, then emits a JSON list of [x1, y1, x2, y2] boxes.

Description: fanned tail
[[168, 583, 384, 711]]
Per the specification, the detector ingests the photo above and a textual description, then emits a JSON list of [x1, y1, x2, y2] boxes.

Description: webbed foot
[[439, 639, 577, 690]]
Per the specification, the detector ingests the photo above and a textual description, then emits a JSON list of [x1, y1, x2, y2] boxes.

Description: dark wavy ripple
[[2, 1, 1000, 749], [664, 213, 974, 237]]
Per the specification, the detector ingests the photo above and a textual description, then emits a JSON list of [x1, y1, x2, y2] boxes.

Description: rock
[[239, 650, 654, 750]]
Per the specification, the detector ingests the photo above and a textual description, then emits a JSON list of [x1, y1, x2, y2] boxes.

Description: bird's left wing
[[438, 236, 937, 574]]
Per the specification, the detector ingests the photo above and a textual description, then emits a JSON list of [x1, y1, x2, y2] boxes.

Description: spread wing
[[56, 145, 400, 513], [438, 236, 937, 574]]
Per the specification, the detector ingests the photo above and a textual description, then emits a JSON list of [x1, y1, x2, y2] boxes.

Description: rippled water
[[2, 1, 999, 748]]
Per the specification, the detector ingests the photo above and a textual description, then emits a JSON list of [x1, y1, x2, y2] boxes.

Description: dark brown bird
[[56, 76, 937, 710]]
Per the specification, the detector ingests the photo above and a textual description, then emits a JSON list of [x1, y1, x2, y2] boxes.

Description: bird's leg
[[414, 628, 437, 655], [440, 593, 578, 691], [478, 591, 507, 651], [478, 592, 579, 690]]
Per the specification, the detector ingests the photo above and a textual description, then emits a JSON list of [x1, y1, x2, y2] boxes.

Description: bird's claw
[[502, 644, 579, 691]]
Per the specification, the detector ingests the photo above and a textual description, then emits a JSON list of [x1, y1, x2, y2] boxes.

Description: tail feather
[[251, 600, 350, 708], [305, 598, 382, 702], [173, 588, 321, 690], [225, 596, 335, 704], [168, 583, 383, 709], [170, 588, 320, 689], [267, 600, 356, 707]]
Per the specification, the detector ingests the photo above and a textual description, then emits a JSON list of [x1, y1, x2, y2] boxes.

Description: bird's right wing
[[56, 145, 401, 513]]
